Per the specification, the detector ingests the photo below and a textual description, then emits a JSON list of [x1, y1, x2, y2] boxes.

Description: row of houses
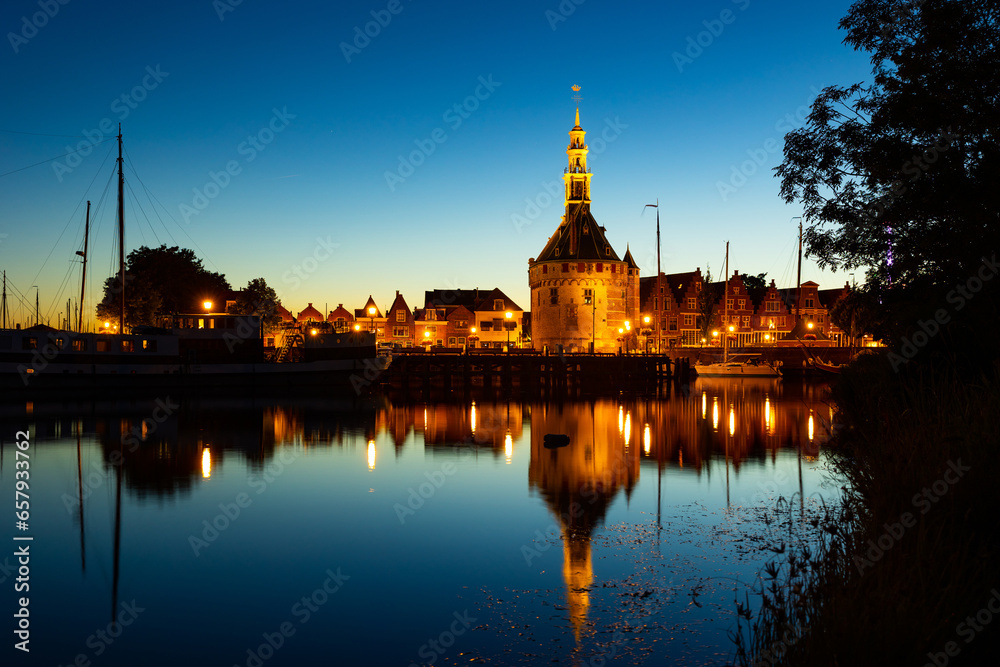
[[638, 269, 855, 348], [271, 288, 526, 350]]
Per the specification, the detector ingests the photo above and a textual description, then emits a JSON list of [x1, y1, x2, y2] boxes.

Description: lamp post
[[505, 311, 513, 352], [468, 326, 476, 353]]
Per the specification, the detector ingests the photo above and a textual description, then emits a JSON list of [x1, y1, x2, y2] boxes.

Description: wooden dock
[[382, 352, 690, 397]]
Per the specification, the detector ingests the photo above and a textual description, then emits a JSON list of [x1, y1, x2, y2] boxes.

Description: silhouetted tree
[[97, 245, 230, 326], [776, 0, 1000, 351], [95, 272, 162, 329], [228, 278, 281, 334], [740, 272, 768, 306]]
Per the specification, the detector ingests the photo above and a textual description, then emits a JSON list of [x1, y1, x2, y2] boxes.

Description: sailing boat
[[1, 128, 377, 392], [695, 242, 781, 377]]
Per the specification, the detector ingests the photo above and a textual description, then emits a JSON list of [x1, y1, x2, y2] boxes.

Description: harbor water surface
[[1, 378, 836, 666]]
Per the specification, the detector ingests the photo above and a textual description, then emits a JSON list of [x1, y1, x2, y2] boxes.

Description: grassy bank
[[734, 354, 1000, 665]]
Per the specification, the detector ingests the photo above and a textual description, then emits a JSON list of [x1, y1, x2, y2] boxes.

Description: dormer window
[[605, 245, 611, 255], [583, 223, 589, 234]]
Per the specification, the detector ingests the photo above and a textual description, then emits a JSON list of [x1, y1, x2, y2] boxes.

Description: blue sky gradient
[[0, 0, 875, 324]]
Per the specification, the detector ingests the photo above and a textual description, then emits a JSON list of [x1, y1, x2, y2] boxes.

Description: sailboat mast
[[796, 219, 802, 324], [117, 126, 125, 333], [655, 202, 661, 354], [2, 271, 7, 329], [79, 200, 90, 332], [724, 241, 729, 362]]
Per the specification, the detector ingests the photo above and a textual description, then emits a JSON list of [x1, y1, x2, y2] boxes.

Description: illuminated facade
[[528, 109, 639, 353]]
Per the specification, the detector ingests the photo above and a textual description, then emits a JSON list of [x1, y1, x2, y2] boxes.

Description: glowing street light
[[368, 305, 376, 335], [505, 311, 513, 352], [203, 300, 213, 311]]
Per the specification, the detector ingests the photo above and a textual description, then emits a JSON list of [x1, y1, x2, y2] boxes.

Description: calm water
[[1, 379, 836, 666]]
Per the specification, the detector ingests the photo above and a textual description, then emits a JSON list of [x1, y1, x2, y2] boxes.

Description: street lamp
[[203, 300, 213, 311], [505, 311, 513, 352], [368, 305, 376, 335]]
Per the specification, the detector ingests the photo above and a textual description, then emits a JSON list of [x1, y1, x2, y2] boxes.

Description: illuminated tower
[[528, 105, 639, 353]]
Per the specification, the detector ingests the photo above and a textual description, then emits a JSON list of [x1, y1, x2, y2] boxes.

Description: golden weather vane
[[571, 84, 582, 105]]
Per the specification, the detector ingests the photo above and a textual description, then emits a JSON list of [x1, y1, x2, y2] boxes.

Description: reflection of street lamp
[[354, 323, 361, 331], [505, 311, 513, 352]]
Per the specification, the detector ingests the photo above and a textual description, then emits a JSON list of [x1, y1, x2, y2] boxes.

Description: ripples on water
[[0, 378, 835, 666]]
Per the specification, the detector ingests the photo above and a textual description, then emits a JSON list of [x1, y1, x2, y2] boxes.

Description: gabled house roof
[[355, 295, 382, 320]]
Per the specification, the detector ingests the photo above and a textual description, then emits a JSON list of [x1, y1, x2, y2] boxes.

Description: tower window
[[605, 245, 611, 255], [583, 223, 589, 234]]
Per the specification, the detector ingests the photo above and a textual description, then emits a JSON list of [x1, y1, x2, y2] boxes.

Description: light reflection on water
[[0, 378, 834, 666]]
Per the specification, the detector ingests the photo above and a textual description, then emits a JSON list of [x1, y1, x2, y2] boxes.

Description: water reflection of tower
[[527, 401, 639, 643]]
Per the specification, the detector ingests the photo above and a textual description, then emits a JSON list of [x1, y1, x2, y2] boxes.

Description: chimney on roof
[[396, 290, 399, 297]]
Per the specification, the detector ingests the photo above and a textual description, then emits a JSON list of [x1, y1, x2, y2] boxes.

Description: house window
[[583, 289, 592, 305], [142, 339, 157, 352], [610, 265, 616, 273], [480, 321, 492, 331], [72, 339, 87, 352], [458, 337, 466, 345], [738, 299, 745, 309], [395, 311, 405, 322], [457, 320, 467, 328], [805, 298, 814, 308], [542, 265, 548, 274], [766, 301, 779, 312], [494, 299, 504, 310], [596, 263, 603, 272], [448, 337, 457, 345], [393, 327, 407, 337], [670, 318, 678, 331], [555, 247, 561, 257], [819, 314, 825, 323], [492, 318, 502, 330], [578, 263, 586, 273], [727, 298, 734, 310], [96, 340, 109, 352], [694, 281, 702, 291], [683, 315, 694, 326], [426, 310, 436, 321], [742, 316, 750, 326], [562, 263, 569, 272], [687, 298, 696, 310], [733, 286, 740, 294], [22, 337, 38, 350], [605, 245, 611, 255], [121, 340, 134, 352]]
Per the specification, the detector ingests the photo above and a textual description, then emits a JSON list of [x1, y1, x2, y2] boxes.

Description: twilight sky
[[1, 0, 874, 325]]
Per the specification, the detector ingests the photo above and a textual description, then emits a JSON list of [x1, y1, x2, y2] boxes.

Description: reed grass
[[732, 354, 1000, 665]]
